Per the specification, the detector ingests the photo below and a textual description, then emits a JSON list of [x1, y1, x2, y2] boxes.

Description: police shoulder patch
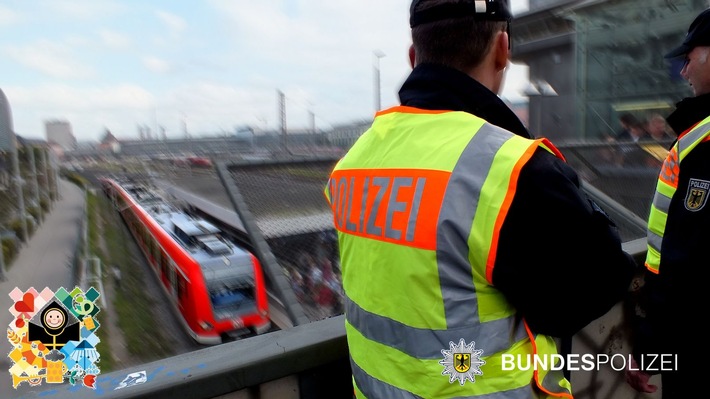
[[685, 178, 710, 211]]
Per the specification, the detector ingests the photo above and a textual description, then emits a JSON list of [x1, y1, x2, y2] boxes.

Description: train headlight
[[199, 321, 213, 330]]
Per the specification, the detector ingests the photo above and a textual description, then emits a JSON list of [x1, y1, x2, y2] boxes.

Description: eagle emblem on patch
[[440, 339, 485, 385], [454, 353, 471, 373], [685, 178, 710, 211]]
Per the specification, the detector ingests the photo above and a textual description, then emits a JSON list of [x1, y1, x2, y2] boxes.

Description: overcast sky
[[0, 0, 529, 142]]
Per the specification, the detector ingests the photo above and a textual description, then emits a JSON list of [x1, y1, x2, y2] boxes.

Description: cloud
[[4, 40, 95, 79], [205, 0, 531, 127], [0, 5, 20, 26], [156, 10, 187, 36], [99, 29, 131, 49], [143, 56, 171, 74], [39, 0, 125, 20], [206, 0, 411, 124], [166, 82, 276, 132], [45, 350, 65, 362], [4, 1, 533, 141], [8, 84, 154, 110], [209, 0, 407, 66], [6, 84, 156, 138]]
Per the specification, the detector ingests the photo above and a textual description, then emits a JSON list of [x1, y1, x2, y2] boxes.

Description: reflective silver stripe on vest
[[345, 295, 528, 359], [437, 123, 515, 325], [647, 228, 663, 254], [352, 357, 534, 399], [647, 191, 672, 253], [351, 359, 424, 399], [652, 190, 672, 213], [648, 120, 710, 256], [678, 120, 710, 156], [541, 369, 570, 395]]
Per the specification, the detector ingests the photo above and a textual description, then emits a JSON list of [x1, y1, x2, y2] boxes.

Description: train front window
[[209, 281, 257, 320]]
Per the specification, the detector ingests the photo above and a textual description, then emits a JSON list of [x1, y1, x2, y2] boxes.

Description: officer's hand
[[624, 357, 658, 393]]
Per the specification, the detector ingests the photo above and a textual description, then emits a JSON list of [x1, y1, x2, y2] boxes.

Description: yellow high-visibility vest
[[646, 116, 710, 273], [326, 106, 572, 398]]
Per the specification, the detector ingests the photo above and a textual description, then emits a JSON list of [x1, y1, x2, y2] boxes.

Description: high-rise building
[[45, 120, 76, 151]]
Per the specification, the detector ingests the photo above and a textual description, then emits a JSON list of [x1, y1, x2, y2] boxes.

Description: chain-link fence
[[558, 139, 672, 241], [159, 139, 668, 326], [225, 158, 343, 323]]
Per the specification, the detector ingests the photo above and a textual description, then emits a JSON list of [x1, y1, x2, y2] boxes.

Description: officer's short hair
[[411, 0, 510, 71]]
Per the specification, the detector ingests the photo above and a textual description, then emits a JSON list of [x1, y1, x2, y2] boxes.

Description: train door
[[169, 260, 178, 299]]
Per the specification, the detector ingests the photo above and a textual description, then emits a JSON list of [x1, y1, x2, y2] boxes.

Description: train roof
[[108, 178, 255, 284], [172, 217, 221, 237]]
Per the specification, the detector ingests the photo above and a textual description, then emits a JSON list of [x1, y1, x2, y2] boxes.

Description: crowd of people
[[604, 112, 677, 167], [281, 232, 343, 321], [614, 112, 675, 144]]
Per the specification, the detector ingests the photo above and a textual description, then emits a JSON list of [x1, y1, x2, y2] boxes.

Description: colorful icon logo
[[7, 287, 101, 389]]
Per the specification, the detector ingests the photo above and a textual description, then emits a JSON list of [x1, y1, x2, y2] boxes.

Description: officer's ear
[[493, 30, 509, 72]]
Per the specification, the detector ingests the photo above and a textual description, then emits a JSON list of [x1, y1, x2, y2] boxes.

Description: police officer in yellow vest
[[326, 0, 637, 397], [626, 8, 710, 398]]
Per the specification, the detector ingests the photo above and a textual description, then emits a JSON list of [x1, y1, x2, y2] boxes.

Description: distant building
[[326, 120, 371, 150], [45, 120, 76, 151], [98, 129, 121, 153]]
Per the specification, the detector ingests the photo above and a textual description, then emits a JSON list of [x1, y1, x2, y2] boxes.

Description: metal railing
[[21, 238, 647, 399], [29, 143, 660, 399]]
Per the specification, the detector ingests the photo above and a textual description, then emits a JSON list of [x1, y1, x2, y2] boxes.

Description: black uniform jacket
[[399, 63, 637, 337], [631, 93, 710, 385]]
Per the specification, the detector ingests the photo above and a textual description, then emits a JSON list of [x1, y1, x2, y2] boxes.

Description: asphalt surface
[[0, 171, 201, 398], [0, 179, 81, 397]]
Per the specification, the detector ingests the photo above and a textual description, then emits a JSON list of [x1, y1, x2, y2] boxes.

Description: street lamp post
[[523, 80, 558, 137], [373, 50, 386, 112]]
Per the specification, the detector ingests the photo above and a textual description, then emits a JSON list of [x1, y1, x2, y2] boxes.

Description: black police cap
[[410, 0, 512, 28], [666, 8, 710, 59]]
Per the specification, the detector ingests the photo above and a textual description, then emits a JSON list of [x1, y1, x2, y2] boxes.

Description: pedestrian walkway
[[0, 178, 84, 397]]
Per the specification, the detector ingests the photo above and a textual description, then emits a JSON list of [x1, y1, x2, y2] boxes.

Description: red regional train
[[101, 177, 270, 344]]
